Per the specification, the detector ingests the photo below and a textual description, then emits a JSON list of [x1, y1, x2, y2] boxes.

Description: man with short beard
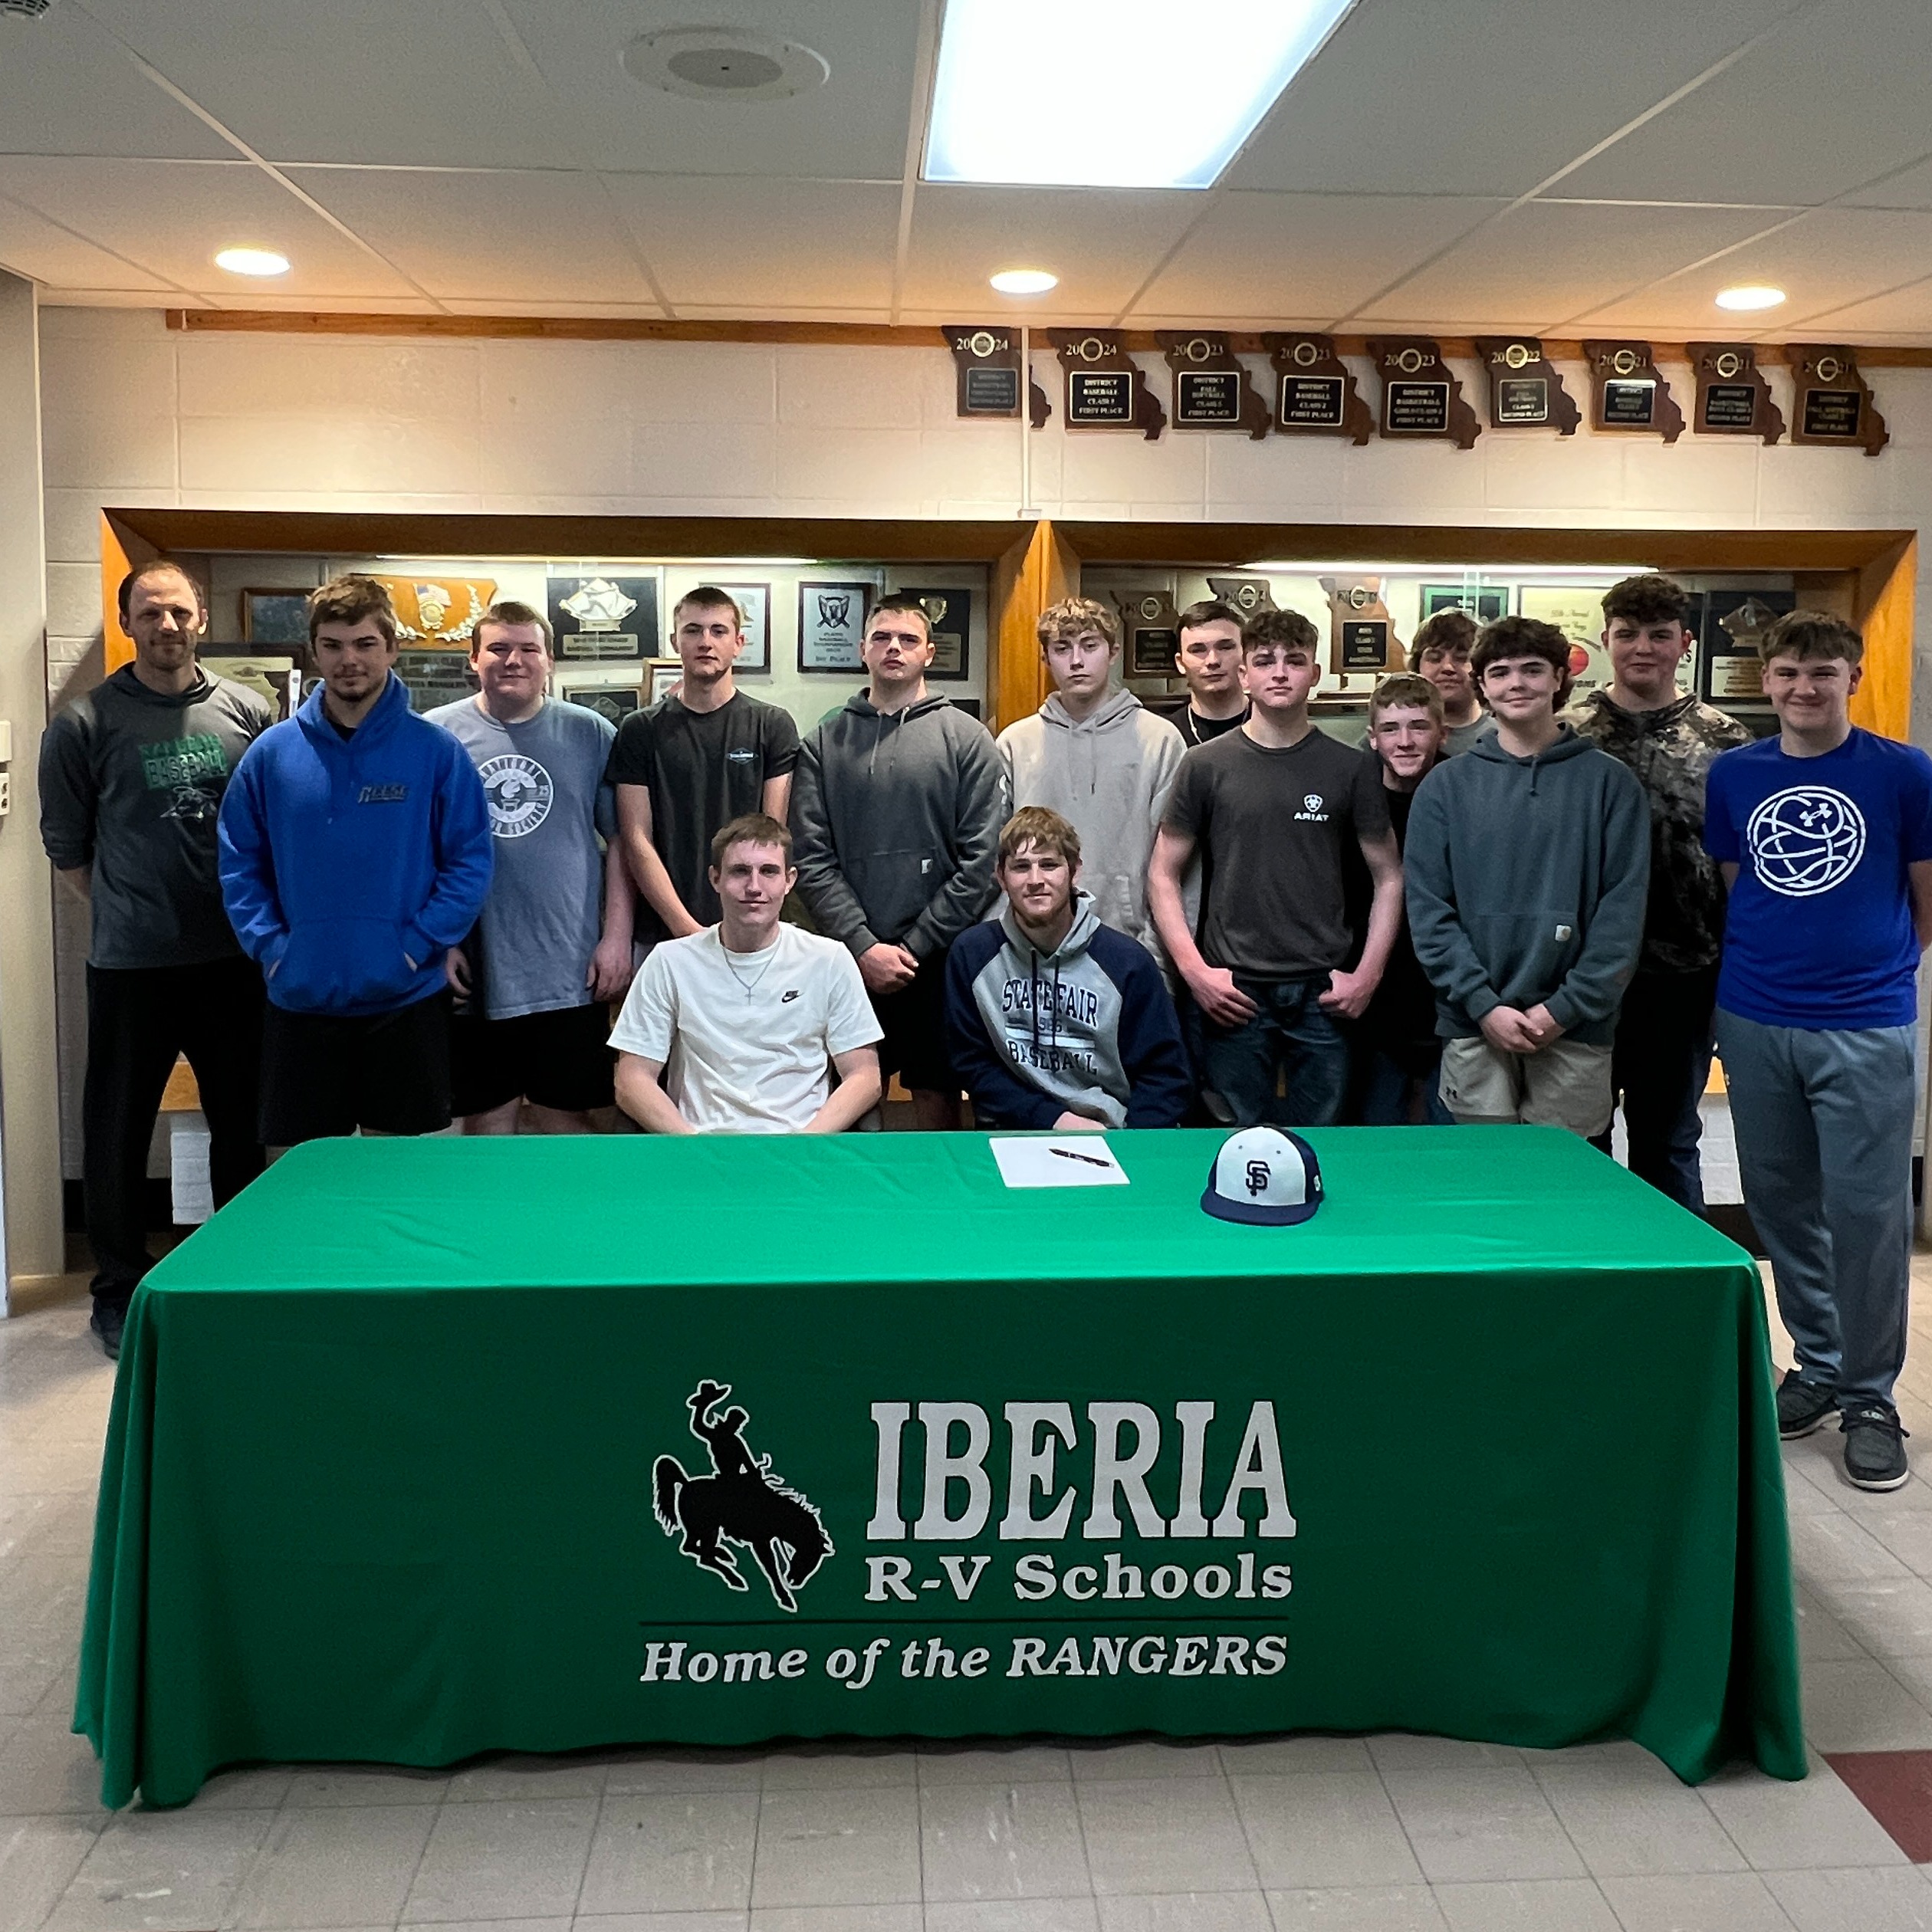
[[40, 560, 274, 1358]]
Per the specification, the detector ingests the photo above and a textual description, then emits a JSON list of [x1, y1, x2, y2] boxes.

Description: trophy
[[373, 575, 496, 646], [1205, 576, 1277, 620], [1582, 341, 1684, 442], [1320, 576, 1401, 688], [944, 324, 1050, 426], [1687, 343, 1785, 444], [1789, 345, 1888, 455], [1113, 589, 1184, 678], [1050, 331, 1166, 439], [1264, 334, 1372, 444], [1155, 332, 1269, 439], [1474, 337, 1579, 435], [1368, 339, 1480, 449]]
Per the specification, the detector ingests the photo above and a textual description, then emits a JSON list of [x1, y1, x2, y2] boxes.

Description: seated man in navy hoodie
[[219, 575, 494, 1148], [945, 807, 1190, 1130]]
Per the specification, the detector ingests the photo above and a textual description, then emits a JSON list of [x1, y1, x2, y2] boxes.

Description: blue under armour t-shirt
[[1704, 728, 1932, 1030]]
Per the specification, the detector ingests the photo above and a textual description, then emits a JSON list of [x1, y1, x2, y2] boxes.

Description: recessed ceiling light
[[926, 0, 1358, 189], [990, 268, 1056, 295], [215, 247, 289, 278], [1715, 284, 1786, 312], [622, 26, 829, 100]]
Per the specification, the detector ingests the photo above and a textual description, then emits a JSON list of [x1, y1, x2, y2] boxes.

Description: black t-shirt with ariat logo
[[1163, 724, 1390, 981], [38, 665, 274, 968]]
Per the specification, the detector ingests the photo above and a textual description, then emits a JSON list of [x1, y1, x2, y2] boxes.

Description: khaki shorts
[[1439, 1034, 1613, 1137]]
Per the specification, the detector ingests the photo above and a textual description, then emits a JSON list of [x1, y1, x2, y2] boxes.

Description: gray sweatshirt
[[996, 689, 1184, 961], [1402, 724, 1650, 1046], [791, 692, 1008, 961], [39, 665, 274, 968]]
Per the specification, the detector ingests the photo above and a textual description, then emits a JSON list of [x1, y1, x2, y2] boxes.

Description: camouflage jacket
[[1568, 688, 1751, 974]]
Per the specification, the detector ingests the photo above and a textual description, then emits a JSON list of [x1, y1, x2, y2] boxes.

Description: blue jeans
[[1201, 976, 1352, 1128], [1355, 1038, 1454, 1125], [1716, 1008, 1915, 1413]]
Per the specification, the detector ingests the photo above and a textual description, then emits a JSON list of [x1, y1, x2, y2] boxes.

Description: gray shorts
[[1439, 1034, 1613, 1137]]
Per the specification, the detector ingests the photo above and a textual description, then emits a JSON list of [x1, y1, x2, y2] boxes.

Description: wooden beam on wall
[[1850, 534, 1917, 741], [164, 310, 1932, 368], [98, 510, 156, 675], [991, 521, 1077, 734]]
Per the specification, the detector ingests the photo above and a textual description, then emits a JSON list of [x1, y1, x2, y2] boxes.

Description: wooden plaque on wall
[[1156, 331, 1270, 439], [1582, 340, 1684, 442], [1263, 333, 1372, 444], [1788, 344, 1888, 455], [1687, 342, 1785, 445], [1367, 339, 1480, 449], [1474, 337, 1580, 435], [1050, 331, 1166, 440]]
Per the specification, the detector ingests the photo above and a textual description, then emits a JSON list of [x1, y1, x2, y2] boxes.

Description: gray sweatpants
[[1715, 1008, 1915, 1412]]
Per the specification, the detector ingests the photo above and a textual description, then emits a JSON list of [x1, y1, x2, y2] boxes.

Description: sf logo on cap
[[1245, 1159, 1271, 1197], [1204, 1127, 1324, 1227]]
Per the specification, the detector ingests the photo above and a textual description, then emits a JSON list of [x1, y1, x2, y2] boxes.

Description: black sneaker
[[1776, 1371, 1836, 1440], [1842, 1406, 1911, 1492], [89, 1303, 125, 1362]]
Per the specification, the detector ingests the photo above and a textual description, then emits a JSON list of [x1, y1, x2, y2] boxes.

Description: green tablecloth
[[76, 1127, 1802, 1807]]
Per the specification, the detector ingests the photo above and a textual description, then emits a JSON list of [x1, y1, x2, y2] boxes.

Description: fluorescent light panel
[[925, 0, 1357, 189]]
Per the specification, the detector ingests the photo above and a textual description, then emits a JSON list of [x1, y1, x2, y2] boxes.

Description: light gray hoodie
[[997, 688, 1184, 961]]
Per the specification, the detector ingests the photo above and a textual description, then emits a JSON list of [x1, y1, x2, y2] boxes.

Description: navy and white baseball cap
[[1201, 1127, 1324, 1226]]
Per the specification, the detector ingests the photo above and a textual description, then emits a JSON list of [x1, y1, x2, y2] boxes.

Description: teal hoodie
[[1402, 724, 1650, 1046]]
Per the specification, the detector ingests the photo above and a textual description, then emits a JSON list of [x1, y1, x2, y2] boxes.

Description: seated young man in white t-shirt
[[610, 812, 882, 1132]]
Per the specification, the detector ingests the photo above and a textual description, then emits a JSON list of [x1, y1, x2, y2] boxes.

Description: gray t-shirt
[[38, 665, 274, 968], [426, 696, 617, 1020], [1163, 724, 1392, 981], [1444, 715, 1494, 756]]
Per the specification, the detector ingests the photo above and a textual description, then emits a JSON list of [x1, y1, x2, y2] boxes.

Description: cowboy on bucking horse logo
[[652, 1381, 833, 1613]]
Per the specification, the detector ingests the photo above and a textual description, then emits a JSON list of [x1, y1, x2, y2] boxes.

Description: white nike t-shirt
[[609, 923, 882, 1132]]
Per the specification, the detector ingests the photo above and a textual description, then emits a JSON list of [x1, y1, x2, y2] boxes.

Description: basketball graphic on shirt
[[1746, 784, 1866, 897], [478, 753, 554, 839]]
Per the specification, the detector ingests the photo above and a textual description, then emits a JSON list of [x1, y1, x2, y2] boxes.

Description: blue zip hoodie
[[218, 673, 494, 1016]]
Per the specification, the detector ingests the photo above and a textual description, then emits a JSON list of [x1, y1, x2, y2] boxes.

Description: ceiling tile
[[0, 156, 417, 298], [495, 0, 918, 180], [1227, 0, 1806, 197], [1556, 1, 1932, 206], [1367, 200, 1789, 330], [77, 0, 573, 169], [290, 167, 657, 305], [0, 5, 234, 159], [902, 186, 1204, 320], [602, 177, 899, 310], [1572, 207, 1932, 334], [1132, 192, 1506, 327], [1845, 154, 1932, 210], [0, 189, 175, 292]]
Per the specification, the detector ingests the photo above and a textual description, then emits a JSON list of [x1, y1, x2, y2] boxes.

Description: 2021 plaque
[[1263, 335, 1372, 443], [1789, 345, 1888, 455], [1051, 332, 1166, 439], [1582, 341, 1684, 442], [1156, 333, 1270, 439], [1688, 343, 1784, 444], [1474, 338, 1580, 435], [1368, 340, 1480, 449]]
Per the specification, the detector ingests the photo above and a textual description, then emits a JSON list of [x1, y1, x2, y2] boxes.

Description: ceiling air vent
[[621, 26, 828, 101]]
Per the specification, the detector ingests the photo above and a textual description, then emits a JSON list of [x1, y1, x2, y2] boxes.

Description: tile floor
[[9, 1244, 1932, 1932]]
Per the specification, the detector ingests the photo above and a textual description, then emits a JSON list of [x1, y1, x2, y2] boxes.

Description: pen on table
[[1050, 1145, 1112, 1169]]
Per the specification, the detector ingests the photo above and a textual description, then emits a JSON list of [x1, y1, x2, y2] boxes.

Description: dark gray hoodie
[[791, 691, 1008, 961], [1402, 724, 1650, 1046]]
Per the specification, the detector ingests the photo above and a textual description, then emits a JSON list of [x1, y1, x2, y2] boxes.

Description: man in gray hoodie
[[1405, 616, 1650, 1134], [791, 596, 1007, 1128], [997, 596, 1184, 964]]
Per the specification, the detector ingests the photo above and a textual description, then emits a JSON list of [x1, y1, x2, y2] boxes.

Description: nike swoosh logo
[[781, 989, 801, 1002]]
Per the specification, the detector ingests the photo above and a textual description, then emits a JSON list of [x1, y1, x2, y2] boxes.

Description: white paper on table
[[988, 1135, 1129, 1188]]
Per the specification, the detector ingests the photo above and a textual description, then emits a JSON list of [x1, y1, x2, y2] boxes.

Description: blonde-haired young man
[[945, 807, 1189, 1130], [997, 596, 1184, 965]]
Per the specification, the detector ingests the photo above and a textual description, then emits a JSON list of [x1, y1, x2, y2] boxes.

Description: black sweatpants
[[83, 956, 266, 1310]]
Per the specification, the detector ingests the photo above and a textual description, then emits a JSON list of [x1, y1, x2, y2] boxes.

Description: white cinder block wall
[[37, 306, 1932, 742]]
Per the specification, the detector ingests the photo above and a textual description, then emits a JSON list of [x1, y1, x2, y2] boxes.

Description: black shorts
[[872, 950, 956, 1093], [450, 1002, 615, 1116], [260, 991, 452, 1146]]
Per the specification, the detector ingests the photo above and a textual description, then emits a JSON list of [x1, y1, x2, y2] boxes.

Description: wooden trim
[[99, 511, 157, 675], [990, 521, 1077, 733], [165, 310, 1932, 366], [1850, 534, 1916, 741]]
